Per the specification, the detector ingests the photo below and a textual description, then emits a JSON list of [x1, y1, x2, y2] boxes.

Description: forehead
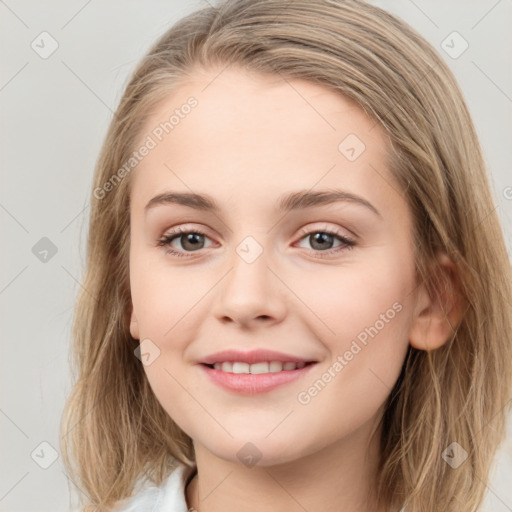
[[130, 66, 397, 213]]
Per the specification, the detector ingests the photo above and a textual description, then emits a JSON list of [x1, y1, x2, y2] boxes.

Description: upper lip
[[199, 349, 316, 365]]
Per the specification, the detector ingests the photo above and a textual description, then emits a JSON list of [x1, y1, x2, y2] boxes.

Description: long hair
[[60, 1, 512, 510]]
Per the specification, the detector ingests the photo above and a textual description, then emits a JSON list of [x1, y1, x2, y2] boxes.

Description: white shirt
[[112, 463, 197, 512], [112, 463, 407, 511]]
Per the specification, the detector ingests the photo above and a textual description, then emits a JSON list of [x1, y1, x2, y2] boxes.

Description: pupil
[[182, 233, 204, 251], [311, 233, 332, 250]]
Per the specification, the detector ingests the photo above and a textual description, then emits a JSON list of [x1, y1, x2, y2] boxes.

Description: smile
[[199, 361, 318, 394], [207, 361, 309, 373]]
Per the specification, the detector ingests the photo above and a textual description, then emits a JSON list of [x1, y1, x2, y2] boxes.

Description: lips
[[211, 361, 310, 374], [197, 349, 318, 394], [199, 349, 316, 366], [199, 360, 317, 394]]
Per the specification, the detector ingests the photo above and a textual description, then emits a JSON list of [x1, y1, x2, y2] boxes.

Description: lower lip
[[198, 363, 317, 395]]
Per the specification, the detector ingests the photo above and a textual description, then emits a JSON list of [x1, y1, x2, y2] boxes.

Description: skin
[[128, 66, 463, 512]]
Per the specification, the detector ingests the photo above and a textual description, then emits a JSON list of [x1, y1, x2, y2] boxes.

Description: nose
[[212, 245, 287, 329]]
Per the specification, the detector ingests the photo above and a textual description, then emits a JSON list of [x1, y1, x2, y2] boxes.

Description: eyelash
[[156, 225, 356, 259]]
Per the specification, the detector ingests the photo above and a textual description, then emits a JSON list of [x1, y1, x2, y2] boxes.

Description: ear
[[409, 251, 466, 351], [129, 304, 140, 340]]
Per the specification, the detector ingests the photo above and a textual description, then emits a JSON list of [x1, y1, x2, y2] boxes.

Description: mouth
[[198, 360, 318, 395], [201, 361, 316, 374], [197, 349, 319, 394]]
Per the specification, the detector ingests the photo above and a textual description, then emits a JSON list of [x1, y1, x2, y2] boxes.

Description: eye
[[156, 226, 213, 258], [295, 226, 356, 258]]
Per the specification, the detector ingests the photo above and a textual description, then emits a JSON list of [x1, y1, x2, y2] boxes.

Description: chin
[[200, 433, 313, 468]]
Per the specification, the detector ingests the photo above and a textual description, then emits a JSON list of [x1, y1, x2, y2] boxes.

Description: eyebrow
[[144, 189, 382, 218]]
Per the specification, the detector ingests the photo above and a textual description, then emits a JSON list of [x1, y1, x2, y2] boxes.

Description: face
[[128, 66, 419, 466]]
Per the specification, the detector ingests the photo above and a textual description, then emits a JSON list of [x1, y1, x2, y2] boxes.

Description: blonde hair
[[60, 1, 512, 510]]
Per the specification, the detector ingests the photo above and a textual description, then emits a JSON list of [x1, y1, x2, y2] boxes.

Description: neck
[[185, 414, 387, 512]]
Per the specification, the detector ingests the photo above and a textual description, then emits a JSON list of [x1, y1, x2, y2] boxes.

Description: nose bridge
[[231, 235, 269, 292], [213, 234, 286, 326]]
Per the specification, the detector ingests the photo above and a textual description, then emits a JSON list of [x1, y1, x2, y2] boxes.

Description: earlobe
[[409, 252, 466, 351], [129, 306, 140, 340]]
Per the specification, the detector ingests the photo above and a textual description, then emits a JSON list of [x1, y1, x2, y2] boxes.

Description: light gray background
[[1, 1, 511, 510]]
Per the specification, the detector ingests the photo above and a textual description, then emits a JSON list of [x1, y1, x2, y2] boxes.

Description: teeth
[[221, 362, 232, 372], [249, 362, 270, 374], [211, 361, 307, 373], [269, 361, 283, 372], [232, 362, 250, 374]]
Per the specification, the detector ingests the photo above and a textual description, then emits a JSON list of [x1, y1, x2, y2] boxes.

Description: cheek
[[143, 361, 202, 440], [297, 254, 413, 400], [130, 256, 206, 434], [300, 257, 412, 344], [130, 249, 205, 340], [292, 271, 411, 445]]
